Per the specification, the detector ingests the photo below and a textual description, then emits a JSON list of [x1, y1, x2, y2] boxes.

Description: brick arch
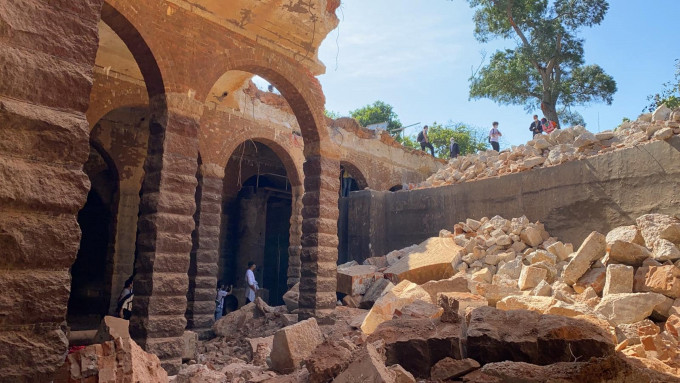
[[201, 62, 331, 158], [340, 161, 369, 190], [100, 2, 165, 99]]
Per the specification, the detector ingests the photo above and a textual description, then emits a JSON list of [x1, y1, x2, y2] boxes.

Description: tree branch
[[504, 0, 541, 73]]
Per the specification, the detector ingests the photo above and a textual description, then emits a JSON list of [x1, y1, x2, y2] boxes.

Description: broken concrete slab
[[383, 237, 463, 285]]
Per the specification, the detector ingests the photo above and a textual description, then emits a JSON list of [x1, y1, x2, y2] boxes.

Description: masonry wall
[[345, 136, 680, 262]]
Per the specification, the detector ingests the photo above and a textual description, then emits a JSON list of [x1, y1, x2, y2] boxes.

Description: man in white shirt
[[245, 261, 259, 304], [488, 121, 502, 152]]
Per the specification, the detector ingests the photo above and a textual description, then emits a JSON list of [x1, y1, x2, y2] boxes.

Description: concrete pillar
[[298, 155, 340, 320], [186, 163, 223, 339], [0, 0, 104, 381], [129, 94, 201, 374]]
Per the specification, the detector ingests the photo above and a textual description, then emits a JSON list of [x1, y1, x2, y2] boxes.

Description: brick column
[[186, 163, 223, 339], [298, 155, 340, 320], [129, 94, 201, 374], [287, 185, 304, 288], [0, 1, 104, 381]]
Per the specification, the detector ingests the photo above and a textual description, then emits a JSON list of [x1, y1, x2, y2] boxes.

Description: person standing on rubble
[[529, 115, 543, 138], [245, 261, 259, 305], [449, 137, 460, 158], [488, 122, 502, 152], [417, 125, 435, 156], [214, 282, 230, 320]]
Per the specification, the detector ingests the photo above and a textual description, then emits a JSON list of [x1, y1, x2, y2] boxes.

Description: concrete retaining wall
[[342, 136, 680, 262]]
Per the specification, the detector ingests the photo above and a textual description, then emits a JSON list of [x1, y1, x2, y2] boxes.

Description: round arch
[[100, 2, 165, 99], [201, 62, 332, 158], [340, 161, 369, 190]]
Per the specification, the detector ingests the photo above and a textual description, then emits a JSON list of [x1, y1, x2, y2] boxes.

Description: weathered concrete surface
[[345, 136, 680, 261]]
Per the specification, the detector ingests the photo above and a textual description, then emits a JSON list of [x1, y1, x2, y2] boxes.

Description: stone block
[[437, 292, 488, 318], [395, 299, 443, 320], [420, 275, 469, 303], [518, 265, 547, 290], [573, 267, 606, 295], [467, 306, 615, 365], [360, 278, 395, 309], [608, 241, 651, 266], [367, 317, 465, 378], [636, 265, 680, 298], [383, 237, 463, 285], [336, 264, 377, 296], [562, 232, 606, 286], [332, 342, 394, 383], [520, 227, 543, 247], [603, 264, 634, 296], [496, 295, 555, 314], [606, 225, 645, 246], [594, 293, 668, 325], [360, 280, 432, 334], [92, 316, 130, 344], [271, 318, 324, 373], [282, 282, 299, 312], [181, 331, 198, 362], [636, 213, 680, 249], [547, 241, 571, 262], [388, 364, 416, 383], [430, 358, 480, 381], [651, 239, 680, 261], [306, 339, 355, 383], [530, 280, 552, 297]]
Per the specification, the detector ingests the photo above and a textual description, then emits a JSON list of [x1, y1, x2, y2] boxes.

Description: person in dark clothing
[[529, 115, 543, 138], [417, 125, 435, 156], [449, 137, 460, 158], [115, 277, 134, 320]]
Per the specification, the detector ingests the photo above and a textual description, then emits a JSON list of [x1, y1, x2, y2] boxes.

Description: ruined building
[[0, 0, 441, 380], [3, 1, 680, 382]]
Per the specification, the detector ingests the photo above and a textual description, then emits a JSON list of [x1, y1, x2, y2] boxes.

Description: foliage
[[558, 108, 586, 127], [461, 0, 617, 126], [404, 122, 489, 158], [350, 100, 403, 136], [645, 59, 680, 112], [324, 109, 341, 119]]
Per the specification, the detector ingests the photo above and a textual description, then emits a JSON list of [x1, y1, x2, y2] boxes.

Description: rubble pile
[[166, 213, 680, 382], [418, 107, 680, 188]]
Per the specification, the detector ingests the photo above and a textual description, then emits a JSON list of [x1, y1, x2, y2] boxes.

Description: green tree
[[325, 109, 341, 119], [349, 101, 403, 136], [461, 0, 617, 126], [403, 122, 489, 158], [645, 59, 680, 112]]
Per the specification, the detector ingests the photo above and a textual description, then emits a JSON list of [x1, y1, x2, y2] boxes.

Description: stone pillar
[[186, 163, 223, 339], [287, 185, 304, 288], [108, 186, 142, 314], [0, 1, 104, 381], [298, 155, 340, 320], [129, 94, 201, 374]]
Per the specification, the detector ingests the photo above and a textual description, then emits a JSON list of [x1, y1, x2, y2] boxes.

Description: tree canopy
[[646, 59, 680, 112], [350, 101, 403, 136], [463, 0, 617, 126], [403, 122, 489, 158]]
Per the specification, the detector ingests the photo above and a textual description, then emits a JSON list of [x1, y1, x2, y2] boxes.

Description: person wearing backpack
[[417, 125, 435, 156]]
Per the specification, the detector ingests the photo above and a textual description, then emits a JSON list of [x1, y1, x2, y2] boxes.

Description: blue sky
[[316, 0, 680, 147]]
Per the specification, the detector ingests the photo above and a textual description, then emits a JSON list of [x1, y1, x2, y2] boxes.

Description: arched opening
[[337, 161, 368, 264], [219, 140, 297, 308], [339, 161, 368, 198], [67, 145, 119, 331]]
